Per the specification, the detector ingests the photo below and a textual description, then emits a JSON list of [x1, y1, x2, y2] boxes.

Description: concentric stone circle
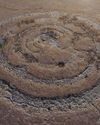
[[0, 11, 100, 98]]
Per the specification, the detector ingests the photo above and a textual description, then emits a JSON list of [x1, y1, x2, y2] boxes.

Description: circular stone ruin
[[0, 11, 100, 125]]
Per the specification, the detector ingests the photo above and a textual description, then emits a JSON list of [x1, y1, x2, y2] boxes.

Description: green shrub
[[0, 44, 5, 49]]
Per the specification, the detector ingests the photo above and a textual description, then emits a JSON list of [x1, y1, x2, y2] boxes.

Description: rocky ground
[[0, 0, 100, 125]]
